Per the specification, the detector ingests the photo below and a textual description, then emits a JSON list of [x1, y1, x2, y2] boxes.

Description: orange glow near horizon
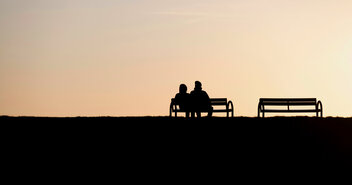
[[1, 0, 352, 117]]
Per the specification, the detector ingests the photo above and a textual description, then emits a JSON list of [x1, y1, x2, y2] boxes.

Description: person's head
[[179, 84, 187, 94], [194, 81, 202, 91]]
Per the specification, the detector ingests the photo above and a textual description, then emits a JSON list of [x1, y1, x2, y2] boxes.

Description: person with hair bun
[[174, 84, 191, 118]]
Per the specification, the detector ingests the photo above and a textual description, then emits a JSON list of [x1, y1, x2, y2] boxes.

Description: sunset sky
[[1, 0, 352, 117]]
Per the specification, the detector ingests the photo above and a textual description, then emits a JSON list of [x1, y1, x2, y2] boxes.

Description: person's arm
[[204, 91, 211, 104], [174, 93, 180, 103], [205, 92, 210, 100]]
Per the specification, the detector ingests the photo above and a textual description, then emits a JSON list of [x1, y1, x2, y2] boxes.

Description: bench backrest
[[259, 98, 317, 106], [210, 98, 227, 105], [171, 98, 227, 105]]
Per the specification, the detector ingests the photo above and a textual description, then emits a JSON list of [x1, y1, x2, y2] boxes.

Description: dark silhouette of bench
[[258, 98, 323, 118], [170, 98, 234, 117]]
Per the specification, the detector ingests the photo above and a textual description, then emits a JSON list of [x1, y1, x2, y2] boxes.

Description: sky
[[1, 0, 352, 117]]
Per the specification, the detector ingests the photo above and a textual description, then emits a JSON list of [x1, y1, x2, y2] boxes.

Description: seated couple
[[174, 81, 213, 118]]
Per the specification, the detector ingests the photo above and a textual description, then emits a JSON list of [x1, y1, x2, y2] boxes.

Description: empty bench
[[170, 98, 234, 117], [257, 98, 323, 118]]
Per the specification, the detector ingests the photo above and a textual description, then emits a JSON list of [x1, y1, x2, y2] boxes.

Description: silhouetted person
[[174, 84, 190, 118], [190, 81, 213, 118]]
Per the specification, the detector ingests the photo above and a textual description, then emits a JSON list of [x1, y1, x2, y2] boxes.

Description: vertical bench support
[[316, 101, 323, 117], [258, 103, 265, 118], [227, 100, 234, 117]]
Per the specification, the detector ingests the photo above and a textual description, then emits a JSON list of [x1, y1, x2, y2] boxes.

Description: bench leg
[[316, 101, 323, 118], [258, 104, 264, 118], [227, 110, 234, 117], [316, 110, 323, 117], [197, 112, 201, 118], [258, 110, 264, 118], [208, 107, 213, 117]]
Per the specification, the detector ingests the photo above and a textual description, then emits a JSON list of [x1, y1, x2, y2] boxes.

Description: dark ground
[[2, 116, 352, 171]]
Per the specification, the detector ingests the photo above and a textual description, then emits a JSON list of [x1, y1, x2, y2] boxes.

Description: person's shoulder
[[201, 91, 209, 97]]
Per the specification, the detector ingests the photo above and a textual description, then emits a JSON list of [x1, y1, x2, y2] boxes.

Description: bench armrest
[[227, 100, 234, 117], [316, 100, 323, 117], [169, 101, 177, 117], [258, 102, 264, 118], [227, 100, 234, 110]]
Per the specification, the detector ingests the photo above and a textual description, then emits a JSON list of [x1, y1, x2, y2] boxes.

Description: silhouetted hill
[[2, 116, 351, 169]]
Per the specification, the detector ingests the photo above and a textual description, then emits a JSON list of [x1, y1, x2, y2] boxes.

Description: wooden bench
[[170, 98, 234, 117], [257, 98, 323, 118]]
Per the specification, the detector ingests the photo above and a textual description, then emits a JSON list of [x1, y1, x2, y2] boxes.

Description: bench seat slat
[[173, 109, 232, 112], [262, 109, 320, 113], [261, 102, 317, 105], [211, 102, 228, 105], [260, 98, 316, 102], [213, 109, 232, 112], [210, 98, 227, 101]]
